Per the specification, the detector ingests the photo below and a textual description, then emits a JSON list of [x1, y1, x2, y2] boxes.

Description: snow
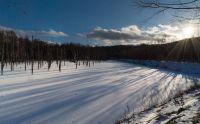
[[0, 61, 199, 124], [130, 88, 200, 124], [123, 60, 200, 76]]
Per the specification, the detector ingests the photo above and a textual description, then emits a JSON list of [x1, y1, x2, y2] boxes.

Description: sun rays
[[182, 26, 195, 38]]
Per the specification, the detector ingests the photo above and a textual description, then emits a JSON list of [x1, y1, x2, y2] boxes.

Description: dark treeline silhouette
[[0, 30, 200, 75], [0, 30, 108, 75], [106, 38, 200, 62]]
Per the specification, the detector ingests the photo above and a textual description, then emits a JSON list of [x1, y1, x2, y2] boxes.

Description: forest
[[0, 30, 200, 75]]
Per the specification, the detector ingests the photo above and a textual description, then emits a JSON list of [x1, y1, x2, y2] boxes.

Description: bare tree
[[136, 0, 200, 10], [31, 36, 34, 75], [1, 33, 5, 75], [135, 0, 200, 21], [59, 46, 62, 72]]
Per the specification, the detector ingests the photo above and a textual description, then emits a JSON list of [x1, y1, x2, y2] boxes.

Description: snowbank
[[121, 60, 200, 77]]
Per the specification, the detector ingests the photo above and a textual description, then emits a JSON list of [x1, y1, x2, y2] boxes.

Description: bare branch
[[137, 0, 200, 10]]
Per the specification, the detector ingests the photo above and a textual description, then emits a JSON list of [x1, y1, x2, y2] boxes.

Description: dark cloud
[[82, 25, 182, 45], [87, 28, 137, 40]]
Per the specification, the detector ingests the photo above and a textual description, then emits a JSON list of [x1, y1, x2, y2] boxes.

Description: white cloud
[[121, 25, 141, 35], [77, 33, 86, 38], [0, 25, 68, 38], [0, 25, 13, 31], [81, 24, 197, 46], [37, 29, 68, 37]]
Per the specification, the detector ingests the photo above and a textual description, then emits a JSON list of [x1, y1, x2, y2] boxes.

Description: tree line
[[0, 30, 200, 75], [0, 30, 107, 75]]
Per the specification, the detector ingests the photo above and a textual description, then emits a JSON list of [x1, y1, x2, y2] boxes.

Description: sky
[[0, 0, 198, 46]]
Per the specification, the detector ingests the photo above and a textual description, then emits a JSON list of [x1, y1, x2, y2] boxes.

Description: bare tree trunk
[[31, 36, 34, 75], [25, 60, 26, 71], [1, 42, 4, 75], [59, 47, 62, 72], [48, 60, 51, 71], [11, 36, 15, 71], [59, 60, 61, 72], [76, 61, 78, 69], [37, 41, 40, 70]]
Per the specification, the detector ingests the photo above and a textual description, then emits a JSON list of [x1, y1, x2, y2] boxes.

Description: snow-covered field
[[0, 61, 199, 124]]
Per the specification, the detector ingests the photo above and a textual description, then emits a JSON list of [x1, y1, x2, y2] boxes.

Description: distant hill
[[104, 37, 200, 63]]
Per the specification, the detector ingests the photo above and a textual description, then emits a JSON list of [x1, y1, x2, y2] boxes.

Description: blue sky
[[0, 0, 185, 45]]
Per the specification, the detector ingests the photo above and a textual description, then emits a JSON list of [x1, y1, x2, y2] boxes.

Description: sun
[[182, 26, 195, 38]]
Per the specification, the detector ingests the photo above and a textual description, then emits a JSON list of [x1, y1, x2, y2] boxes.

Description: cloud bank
[[81, 24, 192, 45], [0, 25, 68, 38]]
